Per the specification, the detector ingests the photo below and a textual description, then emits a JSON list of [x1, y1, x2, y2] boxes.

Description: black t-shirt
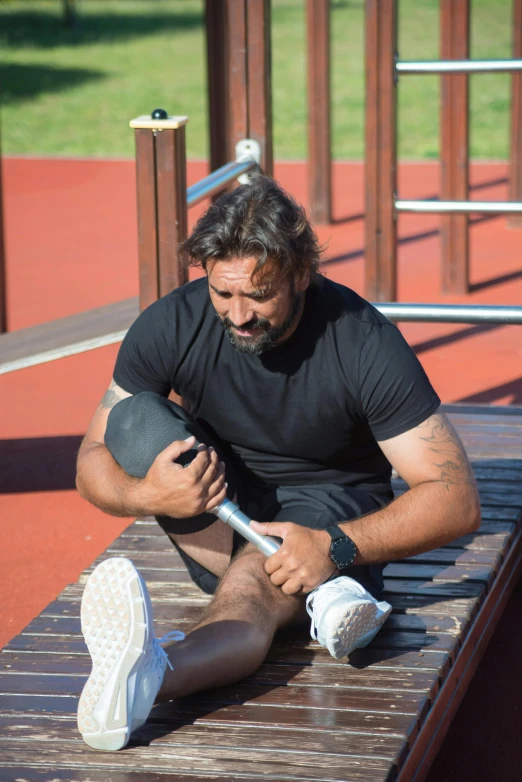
[[114, 276, 440, 493]]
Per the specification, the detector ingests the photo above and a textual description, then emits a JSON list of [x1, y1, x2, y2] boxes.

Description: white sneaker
[[77, 557, 184, 750], [306, 576, 392, 660]]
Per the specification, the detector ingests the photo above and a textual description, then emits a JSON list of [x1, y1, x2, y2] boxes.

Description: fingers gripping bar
[[105, 392, 280, 557]]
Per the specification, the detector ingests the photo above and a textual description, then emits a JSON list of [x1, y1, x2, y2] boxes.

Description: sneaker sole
[[327, 600, 389, 659], [77, 557, 148, 751]]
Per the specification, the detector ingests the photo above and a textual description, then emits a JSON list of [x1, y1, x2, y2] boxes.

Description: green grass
[[0, 0, 515, 159]]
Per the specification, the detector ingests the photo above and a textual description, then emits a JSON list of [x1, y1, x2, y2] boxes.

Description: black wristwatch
[[325, 525, 357, 569]]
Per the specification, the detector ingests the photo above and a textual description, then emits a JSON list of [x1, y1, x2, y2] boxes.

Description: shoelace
[[305, 579, 364, 641], [153, 630, 185, 671]]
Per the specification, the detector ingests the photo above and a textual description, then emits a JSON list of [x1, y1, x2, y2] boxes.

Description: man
[[75, 175, 480, 752]]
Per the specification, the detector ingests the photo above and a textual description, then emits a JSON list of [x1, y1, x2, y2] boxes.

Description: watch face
[[330, 537, 357, 569]]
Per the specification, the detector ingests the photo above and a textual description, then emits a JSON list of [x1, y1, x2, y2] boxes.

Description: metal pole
[[397, 59, 522, 74], [307, 0, 332, 224], [440, 0, 470, 295], [187, 159, 258, 207], [509, 0, 522, 228], [374, 303, 522, 324], [364, 0, 398, 302], [396, 199, 522, 213]]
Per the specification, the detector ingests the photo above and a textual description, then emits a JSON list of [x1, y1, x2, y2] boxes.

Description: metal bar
[[364, 0, 398, 302], [374, 303, 522, 325], [397, 59, 522, 74], [440, 0, 470, 295], [155, 126, 188, 295], [187, 159, 257, 206], [307, 0, 332, 224], [396, 199, 522, 213], [509, 0, 522, 228]]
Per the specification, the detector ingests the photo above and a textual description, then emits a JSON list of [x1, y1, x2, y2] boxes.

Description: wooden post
[[130, 114, 189, 311], [509, 0, 522, 228], [364, 0, 398, 302], [205, 0, 229, 173], [205, 0, 272, 187], [0, 120, 7, 334], [440, 0, 470, 294], [307, 0, 332, 224]]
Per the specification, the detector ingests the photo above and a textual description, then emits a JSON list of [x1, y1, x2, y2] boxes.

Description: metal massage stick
[[105, 393, 281, 557]]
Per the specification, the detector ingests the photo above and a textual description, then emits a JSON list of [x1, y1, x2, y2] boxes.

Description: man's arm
[[252, 410, 481, 594], [76, 380, 227, 519]]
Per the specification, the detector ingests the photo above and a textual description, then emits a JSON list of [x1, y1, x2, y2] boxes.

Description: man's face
[[207, 257, 309, 355]]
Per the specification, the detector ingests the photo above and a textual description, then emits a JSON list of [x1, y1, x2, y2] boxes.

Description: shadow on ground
[[0, 435, 82, 493], [458, 377, 522, 405], [0, 7, 202, 49], [0, 63, 105, 104]]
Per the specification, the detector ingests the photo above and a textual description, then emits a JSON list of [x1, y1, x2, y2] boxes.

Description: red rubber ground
[[1, 158, 521, 779]]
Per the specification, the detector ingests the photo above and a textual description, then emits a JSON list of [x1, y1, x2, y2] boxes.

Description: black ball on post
[[151, 108, 168, 120]]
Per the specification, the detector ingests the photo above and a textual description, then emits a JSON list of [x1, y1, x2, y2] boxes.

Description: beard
[[217, 287, 303, 355]]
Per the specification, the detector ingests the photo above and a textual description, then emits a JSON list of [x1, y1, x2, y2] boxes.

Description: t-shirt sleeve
[[113, 302, 172, 396], [357, 323, 441, 441]]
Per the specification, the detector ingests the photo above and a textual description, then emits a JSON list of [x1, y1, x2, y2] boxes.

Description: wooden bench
[[1, 404, 521, 782]]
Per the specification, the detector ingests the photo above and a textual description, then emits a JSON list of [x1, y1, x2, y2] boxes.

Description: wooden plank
[[0, 718, 408, 770], [509, 0, 522, 227], [0, 693, 420, 747], [307, 0, 332, 224], [443, 402, 522, 419], [0, 745, 396, 782], [385, 562, 493, 588], [227, 0, 248, 156], [440, 0, 470, 294], [0, 672, 429, 723], [134, 128, 159, 311], [155, 125, 188, 294], [397, 526, 522, 781], [364, 0, 398, 301], [0, 654, 441, 700], [0, 297, 138, 375]]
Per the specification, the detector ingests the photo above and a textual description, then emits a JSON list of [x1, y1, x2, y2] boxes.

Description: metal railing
[[396, 59, 522, 74], [375, 303, 522, 325], [396, 200, 522, 214], [187, 159, 258, 207], [365, 0, 522, 301]]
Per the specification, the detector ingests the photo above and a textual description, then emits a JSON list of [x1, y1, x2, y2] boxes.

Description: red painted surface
[[1, 157, 521, 642]]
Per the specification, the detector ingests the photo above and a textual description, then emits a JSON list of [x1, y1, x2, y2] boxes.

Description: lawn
[[0, 0, 515, 159]]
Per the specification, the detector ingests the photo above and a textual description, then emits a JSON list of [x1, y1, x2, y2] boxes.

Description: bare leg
[[156, 547, 306, 701]]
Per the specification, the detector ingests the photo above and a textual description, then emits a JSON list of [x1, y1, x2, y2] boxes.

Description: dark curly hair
[[179, 175, 322, 286]]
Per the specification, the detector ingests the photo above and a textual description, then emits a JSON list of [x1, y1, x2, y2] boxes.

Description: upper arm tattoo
[[417, 413, 476, 490], [100, 380, 126, 410]]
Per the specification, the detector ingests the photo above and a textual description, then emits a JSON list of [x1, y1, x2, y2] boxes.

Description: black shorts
[[105, 392, 391, 597]]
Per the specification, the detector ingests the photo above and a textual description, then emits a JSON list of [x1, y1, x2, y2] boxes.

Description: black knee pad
[[105, 392, 204, 478], [104, 391, 228, 535]]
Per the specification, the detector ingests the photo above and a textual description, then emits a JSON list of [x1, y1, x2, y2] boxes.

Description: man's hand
[[250, 521, 336, 595], [135, 436, 227, 518]]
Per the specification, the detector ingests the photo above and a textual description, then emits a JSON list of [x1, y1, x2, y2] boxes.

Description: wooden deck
[[1, 405, 521, 782]]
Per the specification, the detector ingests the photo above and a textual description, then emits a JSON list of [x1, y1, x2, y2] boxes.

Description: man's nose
[[228, 298, 254, 327]]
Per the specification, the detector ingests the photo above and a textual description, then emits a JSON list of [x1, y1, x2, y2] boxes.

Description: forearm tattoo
[[418, 413, 475, 491], [100, 381, 124, 410]]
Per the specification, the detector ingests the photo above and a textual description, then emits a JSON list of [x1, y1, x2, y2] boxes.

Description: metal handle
[[214, 499, 280, 557]]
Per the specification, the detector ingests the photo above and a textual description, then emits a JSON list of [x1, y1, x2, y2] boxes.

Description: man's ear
[[296, 269, 311, 293]]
